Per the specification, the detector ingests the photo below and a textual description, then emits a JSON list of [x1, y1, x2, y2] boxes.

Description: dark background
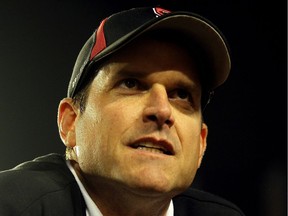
[[0, 0, 286, 215]]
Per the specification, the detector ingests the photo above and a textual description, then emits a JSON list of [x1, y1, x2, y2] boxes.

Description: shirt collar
[[67, 161, 103, 216]]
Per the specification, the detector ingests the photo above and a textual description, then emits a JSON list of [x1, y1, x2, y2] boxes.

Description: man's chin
[[123, 178, 189, 198]]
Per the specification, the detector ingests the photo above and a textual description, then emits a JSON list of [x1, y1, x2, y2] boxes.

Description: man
[[0, 7, 245, 215]]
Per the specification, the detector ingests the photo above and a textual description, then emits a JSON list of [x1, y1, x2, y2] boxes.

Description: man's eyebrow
[[173, 80, 199, 93]]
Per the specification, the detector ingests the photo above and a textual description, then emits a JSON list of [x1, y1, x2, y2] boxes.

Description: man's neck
[[71, 162, 174, 216]]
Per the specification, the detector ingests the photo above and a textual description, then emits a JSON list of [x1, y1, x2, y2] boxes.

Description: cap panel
[[68, 33, 95, 97], [104, 8, 158, 46], [146, 15, 230, 89]]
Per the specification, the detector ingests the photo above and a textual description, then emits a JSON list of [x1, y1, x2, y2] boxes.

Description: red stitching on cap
[[90, 18, 108, 60]]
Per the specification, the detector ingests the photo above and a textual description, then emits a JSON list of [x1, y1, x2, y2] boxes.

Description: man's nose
[[142, 84, 175, 128]]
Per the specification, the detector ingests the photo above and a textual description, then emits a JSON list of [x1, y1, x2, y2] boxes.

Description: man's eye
[[177, 89, 190, 100], [120, 78, 139, 89], [170, 89, 191, 101]]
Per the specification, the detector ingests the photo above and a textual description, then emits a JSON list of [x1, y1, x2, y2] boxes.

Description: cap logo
[[153, 7, 171, 17]]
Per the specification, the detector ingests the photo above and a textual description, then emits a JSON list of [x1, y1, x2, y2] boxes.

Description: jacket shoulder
[[173, 188, 245, 216], [0, 154, 84, 215]]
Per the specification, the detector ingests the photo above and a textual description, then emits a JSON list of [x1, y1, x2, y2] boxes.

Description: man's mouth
[[130, 141, 174, 155]]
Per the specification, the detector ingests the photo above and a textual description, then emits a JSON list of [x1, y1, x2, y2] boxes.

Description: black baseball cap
[[68, 7, 231, 98]]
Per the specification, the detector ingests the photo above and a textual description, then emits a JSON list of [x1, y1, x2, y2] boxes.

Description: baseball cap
[[68, 6, 231, 98]]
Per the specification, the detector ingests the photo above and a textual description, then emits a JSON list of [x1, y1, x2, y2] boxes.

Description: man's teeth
[[133, 142, 167, 154], [137, 146, 164, 154]]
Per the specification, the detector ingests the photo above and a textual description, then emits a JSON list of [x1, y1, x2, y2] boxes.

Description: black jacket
[[0, 154, 245, 216]]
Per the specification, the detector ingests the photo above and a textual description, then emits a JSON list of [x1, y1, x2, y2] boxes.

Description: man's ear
[[198, 122, 208, 168], [57, 98, 78, 148]]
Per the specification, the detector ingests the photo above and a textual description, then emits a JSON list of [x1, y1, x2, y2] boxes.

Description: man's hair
[[72, 68, 99, 113]]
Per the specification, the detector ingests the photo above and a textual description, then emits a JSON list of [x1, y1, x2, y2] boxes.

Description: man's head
[[57, 7, 230, 197]]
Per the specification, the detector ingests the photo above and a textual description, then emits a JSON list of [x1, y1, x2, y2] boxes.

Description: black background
[[0, 0, 286, 215]]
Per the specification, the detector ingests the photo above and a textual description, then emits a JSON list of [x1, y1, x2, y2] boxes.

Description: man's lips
[[129, 138, 175, 155]]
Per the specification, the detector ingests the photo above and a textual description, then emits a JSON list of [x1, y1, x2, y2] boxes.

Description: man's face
[[70, 37, 207, 196]]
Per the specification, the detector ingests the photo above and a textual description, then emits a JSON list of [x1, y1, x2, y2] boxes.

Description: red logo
[[153, 7, 171, 17]]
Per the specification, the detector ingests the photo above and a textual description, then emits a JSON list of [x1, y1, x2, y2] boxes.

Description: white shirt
[[67, 161, 174, 216]]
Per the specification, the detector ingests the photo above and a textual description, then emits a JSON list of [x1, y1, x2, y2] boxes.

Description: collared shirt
[[67, 161, 174, 216]]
